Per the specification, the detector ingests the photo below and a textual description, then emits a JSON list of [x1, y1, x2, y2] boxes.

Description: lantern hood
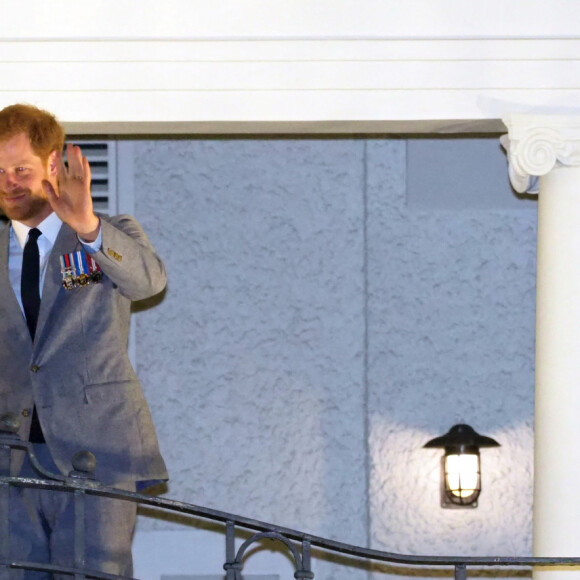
[[424, 424, 500, 452]]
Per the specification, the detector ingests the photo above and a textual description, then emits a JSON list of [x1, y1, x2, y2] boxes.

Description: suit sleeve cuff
[[78, 226, 102, 254]]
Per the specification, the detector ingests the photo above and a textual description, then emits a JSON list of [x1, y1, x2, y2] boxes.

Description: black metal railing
[[2, 413, 580, 580]]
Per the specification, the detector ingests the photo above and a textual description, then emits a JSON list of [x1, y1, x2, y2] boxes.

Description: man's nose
[[1, 172, 19, 189]]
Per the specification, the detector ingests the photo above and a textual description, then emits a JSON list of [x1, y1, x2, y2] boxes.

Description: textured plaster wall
[[129, 137, 537, 579], [133, 139, 370, 579]]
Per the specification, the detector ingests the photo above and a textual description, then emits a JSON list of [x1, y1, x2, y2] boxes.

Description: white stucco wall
[[127, 137, 536, 579]]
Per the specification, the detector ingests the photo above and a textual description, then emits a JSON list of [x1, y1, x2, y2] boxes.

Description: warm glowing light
[[445, 453, 480, 498]]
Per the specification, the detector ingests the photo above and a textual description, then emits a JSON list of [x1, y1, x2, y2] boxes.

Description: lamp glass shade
[[444, 453, 480, 501]]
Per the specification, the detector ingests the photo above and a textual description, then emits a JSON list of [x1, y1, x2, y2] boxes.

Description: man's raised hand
[[43, 142, 100, 242]]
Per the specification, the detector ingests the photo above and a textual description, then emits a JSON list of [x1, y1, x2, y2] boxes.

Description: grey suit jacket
[[0, 214, 168, 486]]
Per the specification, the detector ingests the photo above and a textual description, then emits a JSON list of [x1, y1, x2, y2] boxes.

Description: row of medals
[[60, 250, 103, 290]]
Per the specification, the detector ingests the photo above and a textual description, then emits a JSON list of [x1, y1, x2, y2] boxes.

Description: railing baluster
[[300, 537, 314, 580], [74, 488, 86, 580], [455, 563, 467, 580], [0, 413, 19, 578], [69, 450, 97, 580], [225, 520, 237, 580], [0, 481, 9, 576]]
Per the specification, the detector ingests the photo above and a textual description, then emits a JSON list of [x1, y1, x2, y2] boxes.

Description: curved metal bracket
[[224, 529, 314, 580]]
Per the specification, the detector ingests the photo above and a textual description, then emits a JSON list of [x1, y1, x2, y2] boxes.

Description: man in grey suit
[[0, 104, 168, 577]]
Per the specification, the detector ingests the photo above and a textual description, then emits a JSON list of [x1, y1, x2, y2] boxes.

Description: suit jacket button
[[30, 365, 40, 373], [22, 409, 30, 417]]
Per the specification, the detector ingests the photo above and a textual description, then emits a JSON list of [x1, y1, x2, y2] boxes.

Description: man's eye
[[16, 167, 27, 172]]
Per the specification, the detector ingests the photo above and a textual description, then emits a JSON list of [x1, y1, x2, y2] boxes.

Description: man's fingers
[[66, 143, 86, 178], [82, 155, 91, 183]]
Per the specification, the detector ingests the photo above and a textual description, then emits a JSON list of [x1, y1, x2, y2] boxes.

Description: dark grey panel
[[407, 138, 537, 210]]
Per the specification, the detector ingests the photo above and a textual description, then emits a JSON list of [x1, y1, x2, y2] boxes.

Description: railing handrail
[[3, 473, 580, 568], [2, 425, 580, 580]]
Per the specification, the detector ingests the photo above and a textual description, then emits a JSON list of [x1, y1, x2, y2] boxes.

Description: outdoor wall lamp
[[424, 424, 500, 508]]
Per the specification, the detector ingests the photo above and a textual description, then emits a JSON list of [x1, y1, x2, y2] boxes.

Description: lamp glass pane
[[445, 453, 480, 498]]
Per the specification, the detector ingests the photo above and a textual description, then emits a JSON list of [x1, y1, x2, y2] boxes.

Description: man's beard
[[0, 188, 50, 223]]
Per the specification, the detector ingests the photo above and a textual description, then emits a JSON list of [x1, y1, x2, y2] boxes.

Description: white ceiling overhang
[[1, 0, 579, 135]]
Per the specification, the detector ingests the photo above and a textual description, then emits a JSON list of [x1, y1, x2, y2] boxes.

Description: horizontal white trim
[[2, 39, 580, 61], [2, 0, 579, 39], [1, 35, 580, 43], [7, 89, 577, 132], [4, 62, 580, 90]]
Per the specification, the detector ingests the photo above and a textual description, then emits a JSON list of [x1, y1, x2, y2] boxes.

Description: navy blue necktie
[[21, 228, 46, 442], [21, 228, 42, 340]]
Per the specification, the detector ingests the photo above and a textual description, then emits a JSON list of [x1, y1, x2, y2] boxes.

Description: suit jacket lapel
[[0, 222, 31, 340], [35, 224, 80, 341]]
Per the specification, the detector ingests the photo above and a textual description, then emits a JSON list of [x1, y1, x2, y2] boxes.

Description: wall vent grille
[[68, 140, 118, 215]]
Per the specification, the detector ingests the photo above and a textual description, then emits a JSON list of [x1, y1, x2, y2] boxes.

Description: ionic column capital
[[500, 114, 580, 194]]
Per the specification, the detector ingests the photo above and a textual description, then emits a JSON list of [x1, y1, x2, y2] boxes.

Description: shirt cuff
[[78, 227, 102, 254]]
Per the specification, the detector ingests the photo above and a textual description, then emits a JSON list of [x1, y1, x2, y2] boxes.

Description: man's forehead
[[0, 132, 41, 161]]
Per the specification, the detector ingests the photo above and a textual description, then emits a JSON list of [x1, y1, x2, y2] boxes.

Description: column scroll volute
[[501, 114, 580, 193]]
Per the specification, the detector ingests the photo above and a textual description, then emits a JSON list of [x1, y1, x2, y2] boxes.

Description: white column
[[502, 114, 580, 579]]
